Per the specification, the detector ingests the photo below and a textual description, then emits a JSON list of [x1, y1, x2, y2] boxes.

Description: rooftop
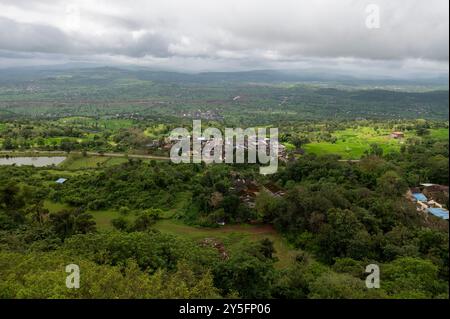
[[427, 208, 449, 220], [55, 178, 67, 184], [412, 193, 427, 202]]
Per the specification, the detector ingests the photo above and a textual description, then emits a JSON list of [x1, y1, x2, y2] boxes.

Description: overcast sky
[[0, 0, 448, 78]]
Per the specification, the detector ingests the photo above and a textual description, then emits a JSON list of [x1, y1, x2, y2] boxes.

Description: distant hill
[[0, 66, 448, 122], [1, 65, 448, 88]]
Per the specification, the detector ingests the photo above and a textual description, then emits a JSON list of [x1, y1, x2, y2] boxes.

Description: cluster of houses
[[407, 183, 449, 220], [231, 177, 260, 208], [162, 135, 288, 162], [232, 137, 287, 161], [230, 174, 286, 209], [180, 109, 224, 121]]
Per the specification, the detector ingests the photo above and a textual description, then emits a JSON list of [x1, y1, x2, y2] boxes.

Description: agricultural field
[[59, 155, 111, 169], [303, 126, 449, 159], [430, 128, 450, 140]]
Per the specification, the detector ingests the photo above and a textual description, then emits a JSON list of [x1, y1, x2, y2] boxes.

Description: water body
[[0, 156, 66, 167]]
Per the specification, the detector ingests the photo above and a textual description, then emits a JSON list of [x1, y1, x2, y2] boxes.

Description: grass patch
[[154, 219, 297, 268], [304, 142, 368, 159], [59, 155, 139, 170], [304, 126, 407, 159], [60, 155, 110, 169], [144, 124, 168, 138], [42, 202, 297, 268], [43, 200, 71, 213], [429, 128, 449, 140], [104, 157, 129, 167], [283, 142, 296, 151], [90, 210, 122, 230]]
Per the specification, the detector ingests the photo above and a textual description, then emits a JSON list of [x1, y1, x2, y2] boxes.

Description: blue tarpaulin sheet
[[412, 193, 427, 202], [427, 208, 449, 220]]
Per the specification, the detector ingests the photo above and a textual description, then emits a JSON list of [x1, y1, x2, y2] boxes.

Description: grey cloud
[[0, 0, 448, 75], [0, 16, 172, 58], [0, 17, 72, 53]]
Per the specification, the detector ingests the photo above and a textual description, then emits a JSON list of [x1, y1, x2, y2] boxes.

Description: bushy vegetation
[[0, 68, 448, 299], [0, 133, 448, 298]]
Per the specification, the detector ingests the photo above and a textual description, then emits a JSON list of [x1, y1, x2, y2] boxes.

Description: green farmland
[[304, 127, 449, 159]]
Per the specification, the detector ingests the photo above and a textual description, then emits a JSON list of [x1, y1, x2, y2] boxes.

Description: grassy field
[[153, 219, 297, 269], [43, 200, 297, 269], [429, 128, 449, 140], [89, 209, 138, 230], [304, 127, 449, 159], [59, 155, 128, 170], [60, 155, 110, 169], [304, 142, 370, 159], [43, 200, 71, 212]]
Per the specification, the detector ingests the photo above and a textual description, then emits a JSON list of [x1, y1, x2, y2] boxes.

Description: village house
[[263, 183, 286, 197], [55, 178, 67, 184], [166, 133, 288, 162], [407, 186, 449, 220], [390, 131, 405, 139], [230, 177, 260, 208]]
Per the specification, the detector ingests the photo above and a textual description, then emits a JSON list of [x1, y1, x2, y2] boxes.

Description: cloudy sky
[[0, 0, 448, 78]]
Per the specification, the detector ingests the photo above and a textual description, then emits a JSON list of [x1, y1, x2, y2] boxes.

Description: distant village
[[158, 135, 288, 163]]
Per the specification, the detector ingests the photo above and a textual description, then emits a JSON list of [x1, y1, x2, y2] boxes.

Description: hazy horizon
[[0, 0, 448, 79]]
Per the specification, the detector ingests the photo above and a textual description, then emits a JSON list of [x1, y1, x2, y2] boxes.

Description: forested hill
[[0, 67, 448, 122]]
